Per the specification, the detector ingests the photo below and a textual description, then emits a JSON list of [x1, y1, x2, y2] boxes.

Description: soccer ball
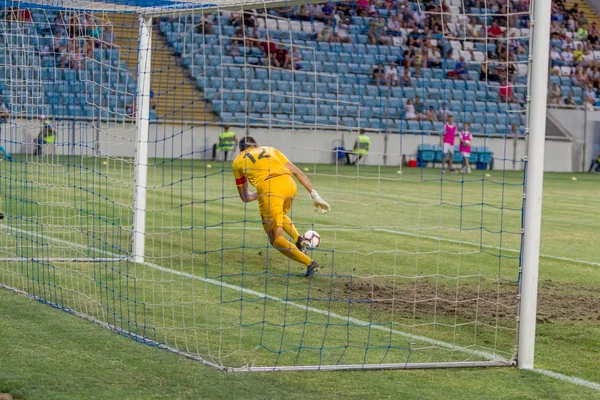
[[465, 140, 471, 146], [303, 230, 321, 249]]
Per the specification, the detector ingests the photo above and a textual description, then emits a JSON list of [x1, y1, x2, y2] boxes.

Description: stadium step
[[111, 14, 215, 124]]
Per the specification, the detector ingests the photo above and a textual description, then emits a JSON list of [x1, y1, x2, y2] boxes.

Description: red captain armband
[[235, 176, 247, 186]]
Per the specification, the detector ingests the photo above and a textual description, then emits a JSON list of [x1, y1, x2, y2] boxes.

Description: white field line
[[5, 224, 600, 267], [6, 224, 600, 392], [529, 369, 600, 392], [373, 228, 600, 268], [1, 224, 507, 363], [6, 223, 599, 267]]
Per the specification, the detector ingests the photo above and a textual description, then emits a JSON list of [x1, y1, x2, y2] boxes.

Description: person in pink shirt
[[441, 115, 457, 173], [459, 123, 473, 174]]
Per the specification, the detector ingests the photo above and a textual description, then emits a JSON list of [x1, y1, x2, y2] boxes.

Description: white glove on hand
[[310, 189, 330, 214]]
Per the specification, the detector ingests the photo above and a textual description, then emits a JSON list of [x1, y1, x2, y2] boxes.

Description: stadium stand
[[1, 0, 599, 135]]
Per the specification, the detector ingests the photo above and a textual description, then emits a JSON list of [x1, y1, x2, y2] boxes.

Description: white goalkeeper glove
[[309, 189, 330, 214]]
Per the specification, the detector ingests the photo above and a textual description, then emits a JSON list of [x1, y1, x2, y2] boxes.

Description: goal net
[[0, 0, 543, 371]]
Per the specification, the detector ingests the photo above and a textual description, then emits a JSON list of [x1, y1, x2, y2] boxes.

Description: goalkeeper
[[232, 136, 330, 277]]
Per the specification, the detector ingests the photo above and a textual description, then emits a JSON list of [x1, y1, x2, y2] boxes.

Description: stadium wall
[[547, 108, 600, 171], [4, 119, 573, 172]]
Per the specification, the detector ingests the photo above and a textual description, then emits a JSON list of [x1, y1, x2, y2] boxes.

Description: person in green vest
[[212, 125, 238, 161], [35, 115, 56, 156], [346, 129, 370, 165]]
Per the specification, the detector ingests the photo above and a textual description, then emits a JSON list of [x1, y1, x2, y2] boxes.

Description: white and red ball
[[303, 230, 321, 249]]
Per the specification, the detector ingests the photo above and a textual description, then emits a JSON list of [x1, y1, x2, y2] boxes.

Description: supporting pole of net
[[518, 0, 551, 370], [132, 14, 152, 264]]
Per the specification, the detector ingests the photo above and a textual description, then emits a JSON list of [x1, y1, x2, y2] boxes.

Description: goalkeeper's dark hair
[[239, 136, 258, 151]]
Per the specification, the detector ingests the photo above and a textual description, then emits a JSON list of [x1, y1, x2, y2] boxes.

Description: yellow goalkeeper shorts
[[257, 175, 297, 232]]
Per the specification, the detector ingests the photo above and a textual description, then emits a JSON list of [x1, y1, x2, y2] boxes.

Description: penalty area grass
[[1, 289, 600, 399]]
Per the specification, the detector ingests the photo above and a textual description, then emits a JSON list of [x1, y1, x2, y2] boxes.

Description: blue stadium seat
[[485, 113, 498, 124]]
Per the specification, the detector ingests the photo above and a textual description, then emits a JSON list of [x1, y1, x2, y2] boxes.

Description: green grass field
[[1, 155, 599, 399]]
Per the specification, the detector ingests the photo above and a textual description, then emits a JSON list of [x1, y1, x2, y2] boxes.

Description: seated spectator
[[585, 83, 597, 102], [578, 23, 589, 41], [549, 84, 562, 104], [284, 46, 302, 70], [585, 95, 596, 110], [70, 44, 85, 70], [366, 19, 390, 45], [467, 17, 482, 39], [447, 56, 469, 80], [561, 46, 574, 65], [242, 11, 257, 34], [387, 14, 401, 34], [589, 22, 600, 47], [322, 1, 336, 21], [574, 66, 588, 86], [317, 19, 333, 41], [296, 4, 310, 20], [272, 43, 288, 68], [414, 96, 425, 115], [423, 106, 437, 122], [404, 99, 420, 120], [582, 49, 594, 66], [308, 3, 324, 21], [356, 0, 369, 17], [550, 45, 562, 66], [53, 11, 68, 35], [384, 62, 399, 86], [196, 13, 214, 35], [230, 12, 242, 26], [228, 39, 241, 56], [573, 43, 584, 64], [425, 42, 442, 68], [330, 31, 352, 43], [487, 20, 504, 39], [51, 31, 65, 55], [438, 102, 450, 122], [480, 62, 500, 82], [577, 11, 588, 27], [550, 20, 562, 39], [69, 13, 83, 38], [260, 39, 277, 57], [372, 64, 386, 87], [413, 51, 424, 78], [402, 45, 416, 67], [102, 24, 115, 48], [564, 92, 577, 106], [587, 64, 600, 86], [509, 32, 527, 55], [367, 0, 378, 17], [399, 67, 412, 86], [499, 79, 514, 103]]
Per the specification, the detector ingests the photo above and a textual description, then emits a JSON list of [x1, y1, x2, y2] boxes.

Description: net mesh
[[0, 0, 531, 370]]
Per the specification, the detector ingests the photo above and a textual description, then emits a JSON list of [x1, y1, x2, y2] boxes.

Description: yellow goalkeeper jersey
[[232, 146, 292, 192]]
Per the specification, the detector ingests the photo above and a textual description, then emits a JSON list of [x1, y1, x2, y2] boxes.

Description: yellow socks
[[272, 236, 312, 267], [282, 215, 300, 243]]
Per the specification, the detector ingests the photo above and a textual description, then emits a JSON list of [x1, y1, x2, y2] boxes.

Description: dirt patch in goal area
[[320, 278, 600, 324]]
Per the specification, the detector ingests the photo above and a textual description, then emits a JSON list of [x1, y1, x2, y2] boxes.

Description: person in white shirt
[[308, 3, 323, 20], [384, 62, 399, 86], [585, 84, 596, 102], [387, 14, 401, 33], [582, 49, 594, 66], [561, 49, 574, 65], [404, 99, 418, 120], [550, 45, 562, 66]]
